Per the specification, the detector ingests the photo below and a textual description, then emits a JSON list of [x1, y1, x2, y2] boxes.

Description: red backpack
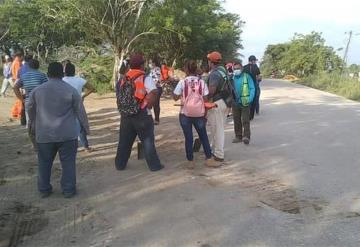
[[182, 78, 205, 117]]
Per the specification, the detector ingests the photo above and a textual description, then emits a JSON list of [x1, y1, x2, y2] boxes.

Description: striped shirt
[[17, 69, 48, 101]]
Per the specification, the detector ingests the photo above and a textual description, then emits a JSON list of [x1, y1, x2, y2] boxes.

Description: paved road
[[2, 79, 360, 246]]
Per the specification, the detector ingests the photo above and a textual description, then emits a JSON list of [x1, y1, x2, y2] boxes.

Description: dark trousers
[[179, 114, 212, 161], [37, 139, 78, 194], [250, 84, 260, 119], [115, 110, 163, 171], [232, 105, 250, 139], [153, 86, 163, 122]]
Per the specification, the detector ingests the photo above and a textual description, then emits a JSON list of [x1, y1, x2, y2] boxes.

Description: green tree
[[261, 32, 343, 77], [136, 0, 244, 67]]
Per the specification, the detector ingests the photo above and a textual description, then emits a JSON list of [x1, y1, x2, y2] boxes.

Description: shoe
[[186, 160, 195, 169], [205, 159, 221, 168], [232, 137, 242, 143], [63, 192, 76, 198], [40, 191, 52, 198], [150, 164, 164, 172], [193, 138, 201, 152], [85, 147, 93, 153], [212, 155, 224, 162], [243, 137, 250, 145], [154, 121, 159, 125]]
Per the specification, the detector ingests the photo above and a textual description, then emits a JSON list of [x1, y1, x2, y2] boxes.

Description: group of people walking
[[115, 51, 262, 172], [1, 50, 261, 198]]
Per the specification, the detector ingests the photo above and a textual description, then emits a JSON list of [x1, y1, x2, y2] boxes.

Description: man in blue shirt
[[14, 59, 48, 150]]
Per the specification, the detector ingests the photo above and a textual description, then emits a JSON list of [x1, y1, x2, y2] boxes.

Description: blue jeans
[[37, 140, 78, 194], [115, 110, 163, 171], [179, 114, 212, 161]]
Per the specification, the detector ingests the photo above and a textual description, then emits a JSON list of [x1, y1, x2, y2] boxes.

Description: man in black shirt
[[243, 55, 261, 120]]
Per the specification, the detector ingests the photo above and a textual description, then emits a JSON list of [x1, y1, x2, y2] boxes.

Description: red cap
[[207, 51, 222, 63], [129, 53, 145, 69]]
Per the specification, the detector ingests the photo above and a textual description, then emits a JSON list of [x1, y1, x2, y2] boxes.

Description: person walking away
[[231, 61, 255, 145], [243, 55, 261, 120], [27, 62, 89, 198], [10, 52, 24, 121], [1, 55, 12, 97], [173, 60, 218, 169], [149, 57, 162, 125], [206, 51, 232, 163], [63, 62, 95, 153], [115, 53, 163, 172], [13, 59, 48, 150]]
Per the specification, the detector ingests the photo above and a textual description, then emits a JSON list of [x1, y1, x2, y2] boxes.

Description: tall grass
[[299, 72, 360, 101]]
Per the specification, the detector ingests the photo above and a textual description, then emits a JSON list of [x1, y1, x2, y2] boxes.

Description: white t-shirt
[[144, 75, 157, 115], [173, 76, 209, 114], [63, 76, 87, 95]]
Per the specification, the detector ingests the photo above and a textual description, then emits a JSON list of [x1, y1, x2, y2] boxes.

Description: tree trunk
[[112, 49, 126, 88]]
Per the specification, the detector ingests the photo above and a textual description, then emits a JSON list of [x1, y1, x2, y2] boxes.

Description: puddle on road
[[0, 202, 48, 247]]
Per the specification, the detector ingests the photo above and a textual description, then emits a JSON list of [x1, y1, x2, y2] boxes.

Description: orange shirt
[[11, 57, 22, 80]]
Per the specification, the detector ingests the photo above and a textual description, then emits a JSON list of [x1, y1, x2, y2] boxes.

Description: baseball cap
[[129, 53, 145, 69], [207, 51, 222, 63]]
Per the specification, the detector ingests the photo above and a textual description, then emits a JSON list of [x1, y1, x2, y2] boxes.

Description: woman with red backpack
[[173, 60, 219, 169]]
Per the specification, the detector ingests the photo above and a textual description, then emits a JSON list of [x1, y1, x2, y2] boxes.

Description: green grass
[[298, 72, 360, 101]]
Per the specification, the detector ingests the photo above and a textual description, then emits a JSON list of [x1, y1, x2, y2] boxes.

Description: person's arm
[[172, 80, 183, 101], [27, 90, 36, 135], [72, 90, 90, 135], [248, 75, 256, 103], [207, 72, 221, 99], [13, 80, 24, 101], [82, 81, 96, 100]]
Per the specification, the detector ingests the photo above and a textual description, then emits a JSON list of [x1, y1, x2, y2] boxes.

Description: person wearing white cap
[[1, 55, 13, 97]]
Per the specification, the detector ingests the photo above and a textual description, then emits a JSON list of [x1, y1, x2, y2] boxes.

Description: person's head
[[233, 60, 243, 76], [48, 62, 64, 79], [4, 55, 11, 63], [64, 62, 76, 76], [29, 59, 40, 70], [129, 53, 145, 70], [24, 54, 33, 63], [14, 52, 24, 61], [248, 55, 257, 64], [184, 60, 198, 76], [149, 56, 161, 69], [207, 51, 222, 70]]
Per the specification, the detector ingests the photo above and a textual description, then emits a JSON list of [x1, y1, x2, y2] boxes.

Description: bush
[[78, 55, 114, 94], [298, 72, 360, 101]]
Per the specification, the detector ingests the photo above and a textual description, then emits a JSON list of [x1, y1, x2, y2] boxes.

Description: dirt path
[[2, 81, 360, 246]]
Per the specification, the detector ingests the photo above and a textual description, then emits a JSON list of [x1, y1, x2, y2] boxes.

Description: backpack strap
[[184, 79, 189, 99]]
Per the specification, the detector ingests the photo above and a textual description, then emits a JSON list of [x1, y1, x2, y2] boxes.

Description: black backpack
[[216, 66, 234, 107], [116, 74, 143, 116]]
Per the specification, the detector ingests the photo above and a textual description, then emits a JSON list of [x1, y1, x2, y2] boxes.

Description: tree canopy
[[261, 32, 344, 77]]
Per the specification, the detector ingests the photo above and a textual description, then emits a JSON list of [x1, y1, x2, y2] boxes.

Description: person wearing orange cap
[[206, 51, 232, 164], [115, 53, 164, 172]]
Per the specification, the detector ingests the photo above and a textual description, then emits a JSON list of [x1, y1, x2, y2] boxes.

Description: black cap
[[248, 55, 257, 62]]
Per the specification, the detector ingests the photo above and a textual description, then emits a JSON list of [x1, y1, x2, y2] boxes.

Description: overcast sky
[[224, 0, 360, 64]]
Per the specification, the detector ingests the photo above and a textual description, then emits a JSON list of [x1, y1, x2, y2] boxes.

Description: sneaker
[[243, 137, 250, 145], [186, 161, 195, 169], [205, 159, 221, 168], [85, 147, 93, 153], [232, 137, 242, 143], [213, 155, 224, 162], [154, 121, 160, 125], [40, 191, 52, 198]]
